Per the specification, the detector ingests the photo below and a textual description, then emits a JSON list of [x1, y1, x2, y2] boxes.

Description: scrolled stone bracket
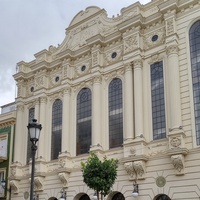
[[124, 159, 146, 180], [167, 129, 188, 175], [58, 172, 69, 188], [171, 154, 185, 175], [28, 176, 45, 191], [10, 180, 20, 194]]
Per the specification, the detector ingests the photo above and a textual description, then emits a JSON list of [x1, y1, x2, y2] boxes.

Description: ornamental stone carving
[[58, 172, 69, 188], [124, 34, 138, 54], [124, 161, 145, 180], [92, 52, 98, 66], [133, 59, 142, 69], [75, 60, 91, 77], [35, 76, 45, 90], [124, 62, 133, 72], [170, 137, 181, 148], [104, 46, 123, 65], [166, 18, 175, 36], [143, 27, 165, 50], [93, 75, 102, 84], [10, 180, 20, 194], [16, 104, 24, 112], [33, 176, 45, 191], [49, 68, 62, 87], [171, 154, 185, 175], [166, 45, 179, 55]]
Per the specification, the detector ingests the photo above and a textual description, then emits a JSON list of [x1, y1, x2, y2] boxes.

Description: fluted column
[[38, 96, 47, 160], [133, 60, 144, 138], [124, 63, 134, 141], [62, 87, 71, 153], [92, 75, 102, 147], [166, 45, 182, 129], [14, 104, 24, 163]]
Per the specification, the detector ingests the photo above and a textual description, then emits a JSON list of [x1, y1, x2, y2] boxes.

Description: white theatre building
[[10, 0, 200, 199]]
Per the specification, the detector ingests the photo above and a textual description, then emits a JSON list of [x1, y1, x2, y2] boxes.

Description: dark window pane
[[151, 62, 166, 140], [190, 20, 200, 145], [27, 108, 35, 164], [109, 78, 123, 148], [76, 88, 92, 155], [51, 99, 62, 160]]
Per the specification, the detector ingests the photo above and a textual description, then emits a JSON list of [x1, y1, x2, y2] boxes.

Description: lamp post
[[27, 119, 42, 200], [59, 188, 67, 200], [132, 180, 139, 197]]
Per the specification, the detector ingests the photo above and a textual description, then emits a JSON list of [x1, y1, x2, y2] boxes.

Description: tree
[[81, 152, 118, 200]]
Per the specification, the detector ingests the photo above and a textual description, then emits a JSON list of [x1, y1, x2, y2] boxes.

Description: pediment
[[52, 7, 120, 56]]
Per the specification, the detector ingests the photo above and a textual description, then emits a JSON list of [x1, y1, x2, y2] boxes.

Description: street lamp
[[132, 180, 139, 197], [59, 188, 67, 200], [27, 119, 42, 200]]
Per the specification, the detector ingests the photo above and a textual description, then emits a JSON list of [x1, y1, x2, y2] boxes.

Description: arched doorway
[[112, 192, 125, 200], [48, 198, 58, 200], [155, 194, 171, 200], [79, 194, 90, 200]]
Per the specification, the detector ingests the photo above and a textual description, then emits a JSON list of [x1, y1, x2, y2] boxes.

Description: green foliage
[[81, 152, 118, 197]]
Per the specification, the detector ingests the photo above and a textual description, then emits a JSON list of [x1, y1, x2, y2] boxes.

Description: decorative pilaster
[[133, 59, 144, 138], [14, 104, 24, 163], [91, 75, 102, 150], [62, 87, 71, 153], [38, 96, 47, 160], [123, 62, 134, 142]]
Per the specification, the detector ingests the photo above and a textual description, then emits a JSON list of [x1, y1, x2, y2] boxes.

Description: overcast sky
[[0, 0, 150, 107]]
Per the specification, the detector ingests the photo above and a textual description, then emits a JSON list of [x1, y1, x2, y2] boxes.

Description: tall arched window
[[76, 88, 92, 155], [109, 78, 123, 148], [51, 99, 62, 160], [189, 20, 200, 145], [151, 61, 166, 140], [27, 108, 35, 164]]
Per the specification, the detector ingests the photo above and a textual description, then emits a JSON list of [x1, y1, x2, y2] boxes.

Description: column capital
[[16, 104, 24, 112], [40, 96, 47, 103], [133, 59, 143, 69], [166, 45, 179, 56], [63, 87, 71, 95], [124, 62, 133, 72], [93, 75, 102, 84]]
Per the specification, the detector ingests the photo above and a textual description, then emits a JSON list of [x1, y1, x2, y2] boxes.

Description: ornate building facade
[[10, 0, 200, 199], [0, 103, 16, 200]]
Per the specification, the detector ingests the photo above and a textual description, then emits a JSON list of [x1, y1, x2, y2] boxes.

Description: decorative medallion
[[24, 191, 29, 200], [156, 176, 166, 188]]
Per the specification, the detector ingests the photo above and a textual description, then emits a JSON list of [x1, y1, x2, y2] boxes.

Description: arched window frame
[[51, 99, 63, 160], [189, 20, 200, 146], [150, 61, 167, 140], [76, 88, 92, 155], [108, 78, 123, 149]]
